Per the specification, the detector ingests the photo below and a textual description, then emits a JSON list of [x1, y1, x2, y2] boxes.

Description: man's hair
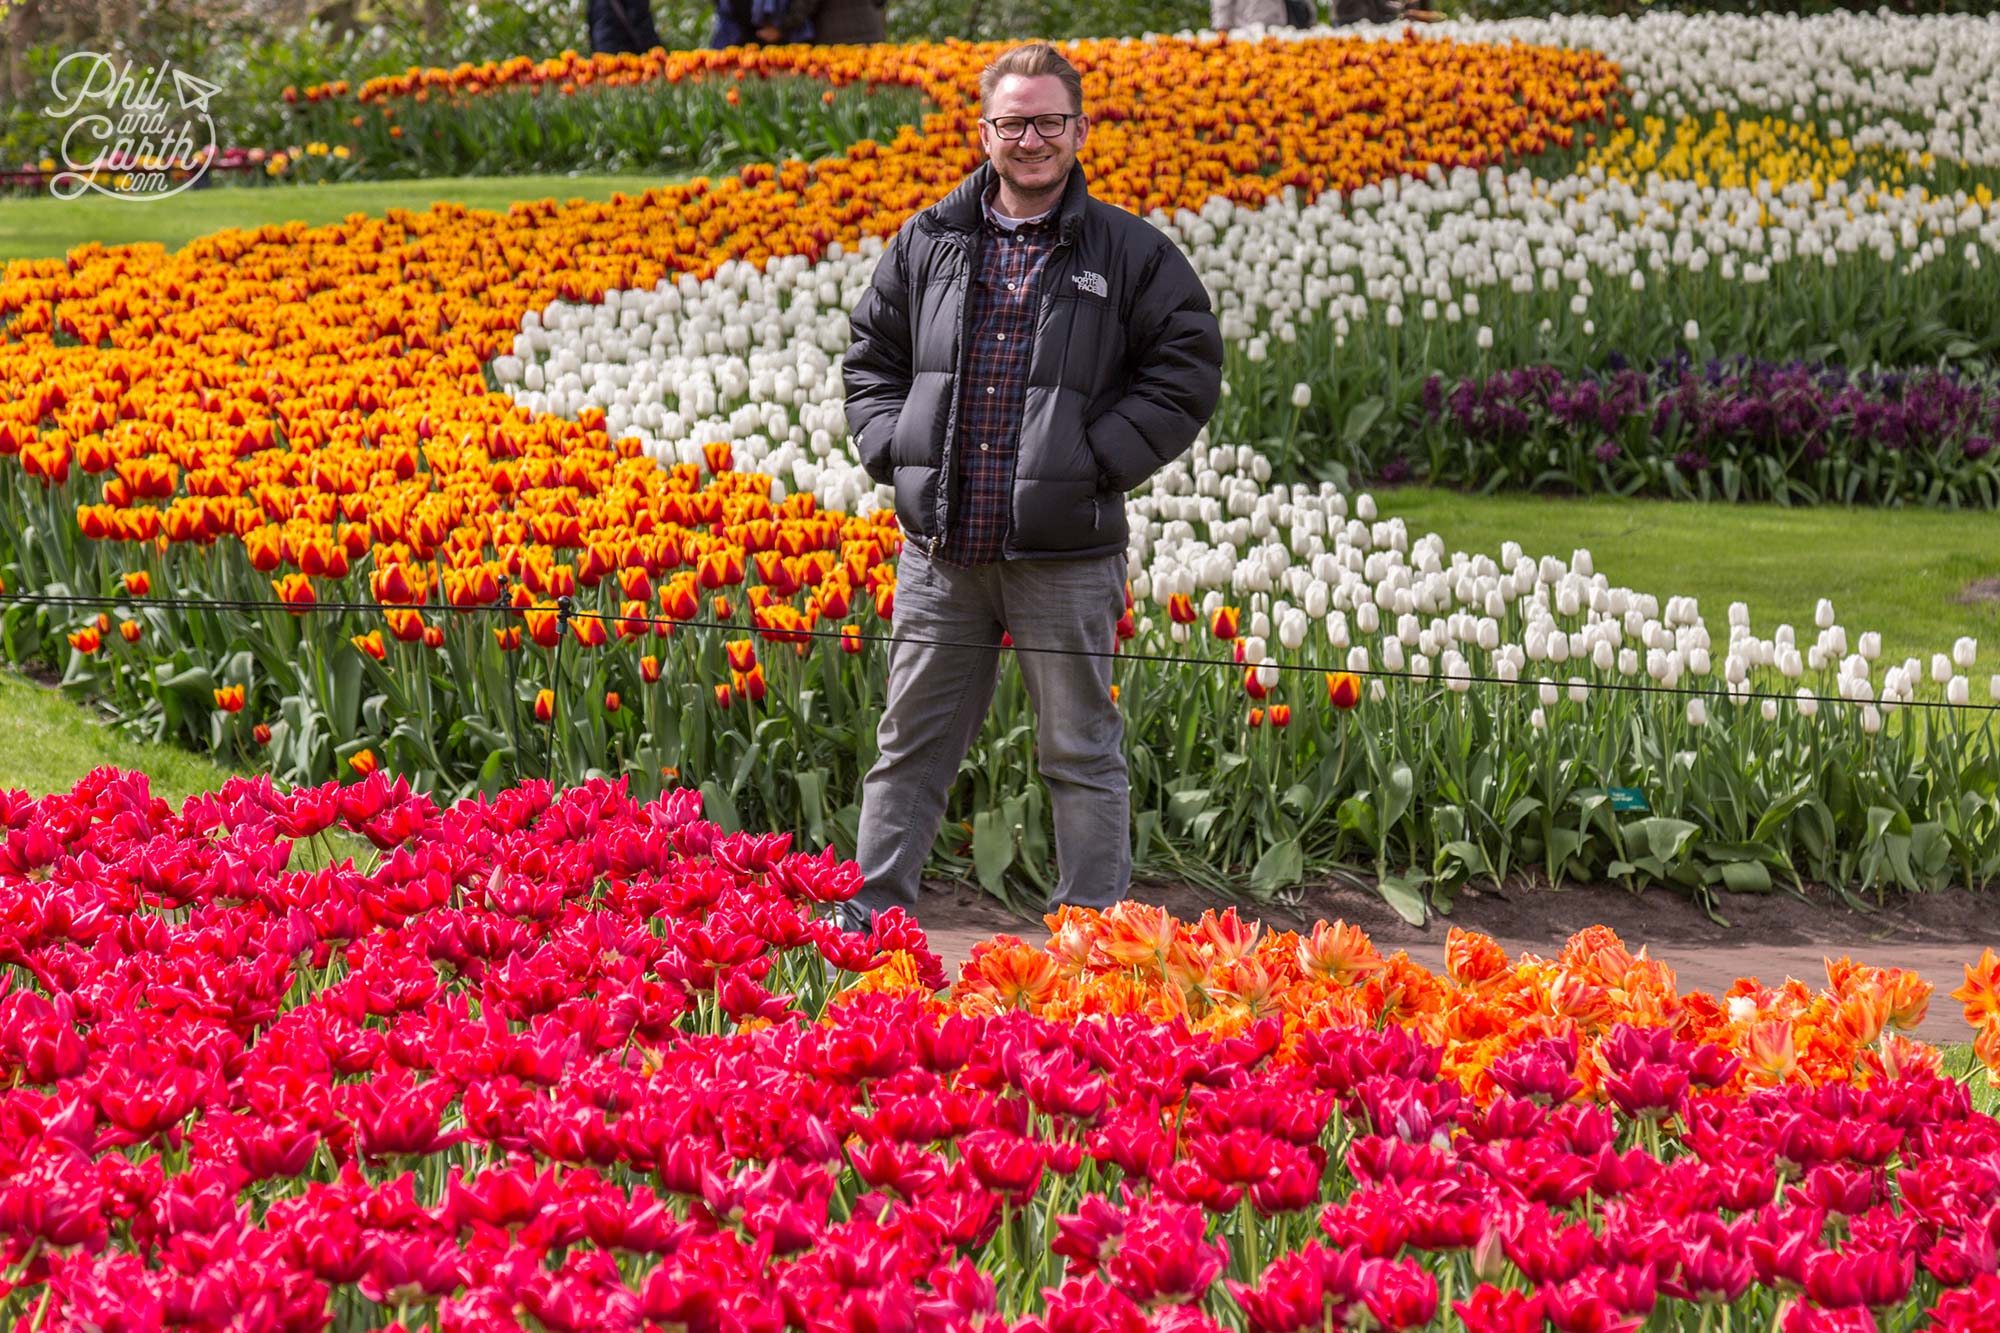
[[978, 43, 1085, 115]]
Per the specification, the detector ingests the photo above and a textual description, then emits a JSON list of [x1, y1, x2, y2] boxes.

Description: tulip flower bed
[[5, 16, 2000, 918], [1406, 357, 2000, 504], [8, 767, 2000, 1333]]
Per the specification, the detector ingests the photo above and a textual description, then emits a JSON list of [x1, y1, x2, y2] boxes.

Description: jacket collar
[[926, 159, 1087, 244]]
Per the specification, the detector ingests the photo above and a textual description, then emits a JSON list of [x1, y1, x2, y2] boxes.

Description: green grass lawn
[[1380, 488, 2000, 673], [0, 172, 676, 264], [0, 666, 240, 804]]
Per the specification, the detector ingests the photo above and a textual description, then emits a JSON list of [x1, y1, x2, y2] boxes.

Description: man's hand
[[755, 24, 783, 40]]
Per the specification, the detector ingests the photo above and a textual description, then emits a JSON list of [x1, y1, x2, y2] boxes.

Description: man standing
[[841, 42, 1223, 931]]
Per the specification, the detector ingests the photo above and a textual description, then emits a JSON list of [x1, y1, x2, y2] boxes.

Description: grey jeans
[[853, 542, 1131, 917]]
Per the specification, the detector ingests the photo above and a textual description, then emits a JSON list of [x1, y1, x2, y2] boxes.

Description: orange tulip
[[422, 625, 445, 649], [1445, 928, 1510, 988], [348, 748, 379, 776], [1248, 707, 1265, 727], [1268, 703, 1291, 727], [1326, 671, 1362, 710], [1743, 1018, 1799, 1084], [1951, 948, 2000, 1030], [384, 608, 426, 643], [493, 626, 523, 652], [122, 570, 150, 596], [524, 607, 562, 649], [533, 688, 555, 723], [1296, 919, 1383, 983], [660, 579, 701, 622], [815, 583, 852, 619], [371, 562, 419, 605], [1166, 592, 1195, 624], [714, 683, 734, 710], [245, 529, 284, 573], [272, 573, 316, 612], [726, 638, 758, 672], [640, 654, 662, 683], [1242, 664, 1269, 701], [1209, 606, 1239, 640], [350, 630, 388, 661], [68, 627, 101, 654], [118, 619, 142, 643], [252, 723, 272, 745], [840, 625, 863, 654], [604, 691, 621, 713], [212, 684, 246, 713]]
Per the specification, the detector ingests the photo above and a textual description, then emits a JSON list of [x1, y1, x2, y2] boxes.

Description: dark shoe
[[834, 900, 878, 936]]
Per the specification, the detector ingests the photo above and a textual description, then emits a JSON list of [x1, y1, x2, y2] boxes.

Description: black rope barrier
[[2, 587, 1995, 718]]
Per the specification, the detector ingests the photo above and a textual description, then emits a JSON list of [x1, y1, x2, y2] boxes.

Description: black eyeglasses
[[982, 112, 1083, 141]]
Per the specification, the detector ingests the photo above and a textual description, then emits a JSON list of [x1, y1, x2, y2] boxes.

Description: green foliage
[[280, 75, 932, 179]]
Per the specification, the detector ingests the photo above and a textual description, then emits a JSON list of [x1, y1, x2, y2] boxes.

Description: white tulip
[[1291, 382, 1312, 410], [1948, 676, 1971, 706], [1954, 637, 1978, 669], [1686, 697, 1708, 727], [1278, 610, 1308, 653]]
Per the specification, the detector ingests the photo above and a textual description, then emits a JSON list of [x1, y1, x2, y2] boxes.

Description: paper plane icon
[[172, 69, 221, 112]]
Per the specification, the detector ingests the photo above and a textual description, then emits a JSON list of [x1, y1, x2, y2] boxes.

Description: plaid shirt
[[937, 189, 1060, 566]]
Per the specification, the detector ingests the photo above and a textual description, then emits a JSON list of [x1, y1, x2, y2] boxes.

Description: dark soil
[[1957, 576, 2000, 604], [909, 873, 1994, 1044]]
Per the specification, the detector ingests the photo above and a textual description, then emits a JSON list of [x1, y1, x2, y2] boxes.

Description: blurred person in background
[[1210, 0, 1288, 29], [756, 0, 889, 43], [1329, 0, 1445, 22], [589, 0, 664, 53]]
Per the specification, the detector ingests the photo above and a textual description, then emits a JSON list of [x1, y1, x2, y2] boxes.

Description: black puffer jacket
[[843, 161, 1223, 560]]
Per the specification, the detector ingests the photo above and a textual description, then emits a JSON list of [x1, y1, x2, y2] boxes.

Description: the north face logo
[[1072, 270, 1108, 298]]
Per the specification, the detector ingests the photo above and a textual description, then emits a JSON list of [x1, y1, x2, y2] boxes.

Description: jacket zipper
[[934, 229, 980, 554]]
